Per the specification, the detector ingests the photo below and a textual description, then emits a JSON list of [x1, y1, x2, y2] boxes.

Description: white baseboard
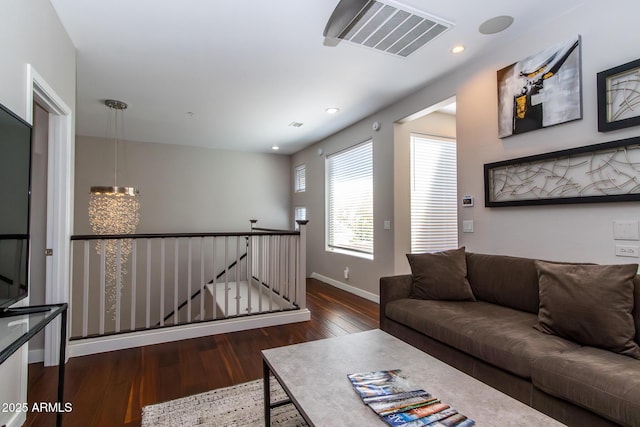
[[28, 348, 44, 364], [68, 309, 311, 358], [310, 273, 380, 304]]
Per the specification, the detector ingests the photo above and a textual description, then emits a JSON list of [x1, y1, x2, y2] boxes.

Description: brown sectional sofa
[[380, 252, 640, 427]]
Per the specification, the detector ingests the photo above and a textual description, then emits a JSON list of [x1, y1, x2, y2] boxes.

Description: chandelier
[[88, 100, 140, 316]]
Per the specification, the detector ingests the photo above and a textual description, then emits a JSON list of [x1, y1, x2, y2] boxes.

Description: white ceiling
[[50, 0, 585, 154]]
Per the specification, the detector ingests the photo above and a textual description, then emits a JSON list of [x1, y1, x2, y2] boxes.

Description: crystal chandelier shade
[[89, 100, 140, 316]]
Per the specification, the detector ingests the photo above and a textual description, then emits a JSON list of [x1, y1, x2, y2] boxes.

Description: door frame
[[26, 65, 73, 366]]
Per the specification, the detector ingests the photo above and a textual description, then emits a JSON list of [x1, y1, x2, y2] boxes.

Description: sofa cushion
[[407, 247, 476, 301], [385, 298, 579, 378], [535, 261, 640, 359], [465, 253, 540, 314], [532, 346, 640, 426]]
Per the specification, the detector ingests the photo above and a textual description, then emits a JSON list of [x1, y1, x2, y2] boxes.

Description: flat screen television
[[0, 101, 31, 311]]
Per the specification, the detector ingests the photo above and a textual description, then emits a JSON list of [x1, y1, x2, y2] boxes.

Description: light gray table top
[[262, 329, 564, 426]]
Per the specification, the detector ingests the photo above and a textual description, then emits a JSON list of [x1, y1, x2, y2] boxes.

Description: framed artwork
[[497, 36, 582, 138], [484, 136, 640, 207], [597, 58, 640, 132]]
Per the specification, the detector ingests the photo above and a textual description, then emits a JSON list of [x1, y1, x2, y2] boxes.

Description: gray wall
[[292, 112, 392, 297], [0, 0, 76, 425], [74, 136, 291, 235], [292, 1, 640, 296]]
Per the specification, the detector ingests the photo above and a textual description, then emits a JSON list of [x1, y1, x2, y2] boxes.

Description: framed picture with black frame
[[597, 58, 640, 132], [484, 136, 640, 207]]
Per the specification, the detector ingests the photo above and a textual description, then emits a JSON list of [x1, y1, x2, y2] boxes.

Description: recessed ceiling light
[[272, 146, 280, 151], [326, 107, 340, 114], [479, 16, 514, 35], [451, 45, 465, 54]]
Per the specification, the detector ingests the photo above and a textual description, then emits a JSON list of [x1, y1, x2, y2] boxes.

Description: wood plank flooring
[[24, 278, 379, 427]]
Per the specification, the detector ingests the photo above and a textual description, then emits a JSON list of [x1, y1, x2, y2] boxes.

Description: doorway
[[28, 103, 49, 363], [27, 65, 73, 367], [393, 96, 457, 273]]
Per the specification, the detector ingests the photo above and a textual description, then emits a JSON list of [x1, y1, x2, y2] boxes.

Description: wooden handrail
[[71, 230, 300, 241]]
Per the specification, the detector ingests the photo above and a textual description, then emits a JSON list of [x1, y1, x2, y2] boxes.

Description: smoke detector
[[324, 0, 453, 57]]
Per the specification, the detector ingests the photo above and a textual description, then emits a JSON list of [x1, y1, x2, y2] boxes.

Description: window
[[294, 206, 307, 230], [410, 134, 458, 253], [294, 164, 306, 192], [326, 140, 373, 258]]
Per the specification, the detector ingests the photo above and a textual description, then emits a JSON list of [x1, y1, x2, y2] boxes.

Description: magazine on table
[[400, 407, 458, 427], [368, 394, 436, 416], [347, 369, 475, 427], [383, 402, 450, 426], [347, 370, 420, 399]]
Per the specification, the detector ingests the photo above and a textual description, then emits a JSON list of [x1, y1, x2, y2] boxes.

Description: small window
[[294, 206, 307, 230], [326, 140, 373, 258], [294, 164, 306, 193]]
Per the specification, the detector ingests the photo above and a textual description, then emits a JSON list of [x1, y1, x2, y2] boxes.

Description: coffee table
[[262, 329, 564, 426]]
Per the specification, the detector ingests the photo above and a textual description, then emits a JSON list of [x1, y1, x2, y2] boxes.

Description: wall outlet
[[344, 267, 349, 279], [615, 245, 640, 258]]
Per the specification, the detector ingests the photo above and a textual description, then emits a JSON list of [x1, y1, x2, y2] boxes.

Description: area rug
[[141, 378, 308, 426]]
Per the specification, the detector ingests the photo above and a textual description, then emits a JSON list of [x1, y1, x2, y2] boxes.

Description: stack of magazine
[[347, 370, 475, 427]]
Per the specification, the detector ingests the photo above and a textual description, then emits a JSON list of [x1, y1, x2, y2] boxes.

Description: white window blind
[[327, 140, 373, 257], [294, 164, 306, 192], [410, 134, 458, 253], [294, 206, 307, 230]]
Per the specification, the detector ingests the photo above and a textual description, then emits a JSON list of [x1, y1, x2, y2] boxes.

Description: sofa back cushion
[[534, 261, 640, 359], [465, 252, 540, 314]]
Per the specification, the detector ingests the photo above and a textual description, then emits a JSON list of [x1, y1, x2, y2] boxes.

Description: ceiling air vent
[[324, 0, 453, 57]]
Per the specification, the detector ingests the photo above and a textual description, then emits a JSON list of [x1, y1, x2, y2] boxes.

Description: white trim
[[69, 310, 311, 358], [28, 348, 45, 364], [310, 273, 380, 304], [27, 65, 74, 367]]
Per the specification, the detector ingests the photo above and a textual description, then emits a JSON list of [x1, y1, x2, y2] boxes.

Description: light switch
[[383, 220, 391, 230], [463, 220, 474, 233], [613, 221, 640, 240]]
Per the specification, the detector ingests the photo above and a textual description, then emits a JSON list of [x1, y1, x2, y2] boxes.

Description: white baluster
[[82, 241, 90, 337], [146, 239, 151, 329], [115, 239, 122, 333], [187, 238, 193, 321], [247, 235, 252, 314], [224, 236, 229, 316], [174, 238, 179, 324], [236, 235, 241, 316], [99, 240, 106, 335], [212, 236, 217, 319], [160, 238, 165, 327], [131, 239, 137, 332], [200, 237, 205, 321], [258, 235, 263, 313]]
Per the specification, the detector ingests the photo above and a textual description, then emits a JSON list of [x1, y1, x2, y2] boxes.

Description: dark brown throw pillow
[[407, 247, 476, 301], [534, 261, 640, 359]]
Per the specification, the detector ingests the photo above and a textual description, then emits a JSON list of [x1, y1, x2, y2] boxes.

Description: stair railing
[[69, 220, 307, 340]]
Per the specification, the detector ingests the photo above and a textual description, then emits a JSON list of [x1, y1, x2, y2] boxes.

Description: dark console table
[[0, 303, 68, 427]]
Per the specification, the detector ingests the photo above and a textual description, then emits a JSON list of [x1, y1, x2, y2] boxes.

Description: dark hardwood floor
[[25, 278, 379, 427]]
